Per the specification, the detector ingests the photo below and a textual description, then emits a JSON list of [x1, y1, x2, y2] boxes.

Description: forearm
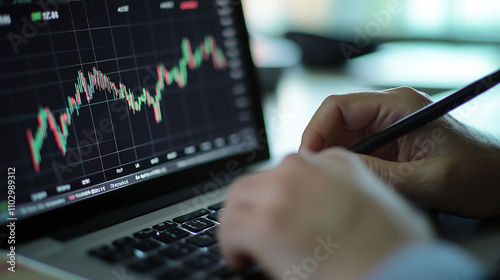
[[437, 118, 500, 218]]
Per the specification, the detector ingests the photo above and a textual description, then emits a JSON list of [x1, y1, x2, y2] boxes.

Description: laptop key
[[208, 209, 224, 222], [89, 245, 113, 258], [208, 202, 224, 211], [155, 267, 190, 280], [113, 247, 135, 262], [173, 209, 211, 223], [206, 212, 219, 222], [155, 227, 190, 243], [127, 255, 165, 273], [182, 218, 215, 233], [133, 239, 161, 253], [186, 232, 217, 247], [101, 250, 133, 263], [208, 244, 220, 255], [186, 252, 221, 269], [153, 221, 175, 231], [89, 245, 133, 263], [158, 243, 197, 260], [112, 237, 137, 248], [134, 228, 157, 239], [206, 226, 218, 237]]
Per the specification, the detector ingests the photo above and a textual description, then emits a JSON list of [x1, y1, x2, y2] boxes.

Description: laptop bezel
[[11, 1, 270, 245]]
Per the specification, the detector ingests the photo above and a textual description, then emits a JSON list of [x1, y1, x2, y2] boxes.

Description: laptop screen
[[0, 0, 266, 223]]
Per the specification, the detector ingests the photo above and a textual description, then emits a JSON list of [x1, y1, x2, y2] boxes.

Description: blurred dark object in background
[[286, 32, 377, 66]]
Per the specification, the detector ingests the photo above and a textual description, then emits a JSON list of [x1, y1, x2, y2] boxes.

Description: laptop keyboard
[[88, 203, 268, 280]]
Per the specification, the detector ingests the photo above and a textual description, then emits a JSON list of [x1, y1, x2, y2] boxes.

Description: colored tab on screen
[[180, 1, 198, 10]]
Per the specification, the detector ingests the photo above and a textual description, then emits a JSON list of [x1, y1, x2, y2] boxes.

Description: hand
[[219, 149, 433, 280], [300, 87, 500, 218]]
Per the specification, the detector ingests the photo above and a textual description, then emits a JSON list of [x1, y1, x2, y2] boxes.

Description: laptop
[[0, 0, 270, 279]]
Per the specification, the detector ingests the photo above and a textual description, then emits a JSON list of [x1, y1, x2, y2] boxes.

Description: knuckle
[[323, 94, 341, 105], [391, 86, 433, 107], [394, 86, 418, 93], [279, 153, 305, 170], [321, 94, 346, 111]]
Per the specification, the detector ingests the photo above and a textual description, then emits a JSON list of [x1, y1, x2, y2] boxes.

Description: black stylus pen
[[349, 69, 500, 154]]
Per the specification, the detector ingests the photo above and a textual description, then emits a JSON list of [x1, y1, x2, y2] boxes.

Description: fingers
[[218, 167, 296, 273], [300, 93, 375, 152], [218, 173, 267, 269], [218, 154, 328, 277], [219, 149, 433, 279], [299, 87, 433, 153], [218, 190, 258, 269]]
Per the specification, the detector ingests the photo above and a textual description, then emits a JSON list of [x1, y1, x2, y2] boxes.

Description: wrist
[[321, 199, 434, 280]]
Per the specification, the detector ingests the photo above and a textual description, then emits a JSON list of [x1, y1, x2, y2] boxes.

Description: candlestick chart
[[25, 35, 228, 172]]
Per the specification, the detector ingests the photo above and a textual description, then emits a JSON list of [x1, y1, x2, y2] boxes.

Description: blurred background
[[240, 0, 500, 161], [244, 0, 500, 42], [242, 0, 500, 265]]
